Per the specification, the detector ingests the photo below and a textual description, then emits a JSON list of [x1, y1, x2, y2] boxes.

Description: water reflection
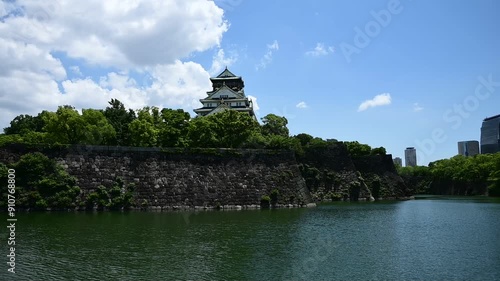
[[5, 199, 500, 281]]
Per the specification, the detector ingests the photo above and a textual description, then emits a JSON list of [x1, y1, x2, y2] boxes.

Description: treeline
[[1, 99, 386, 157], [0, 99, 390, 210], [398, 153, 500, 197]]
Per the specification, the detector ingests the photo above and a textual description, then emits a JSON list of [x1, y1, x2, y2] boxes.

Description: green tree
[[0, 134, 24, 146], [158, 108, 190, 147], [242, 131, 268, 148], [128, 119, 159, 147], [308, 137, 328, 148], [103, 99, 136, 146], [187, 110, 259, 148], [42, 106, 84, 144], [186, 116, 218, 148], [294, 133, 314, 147], [3, 113, 45, 135], [85, 178, 135, 210], [42, 106, 116, 145], [398, 165, 432, 194], [266, 135, 300, 150], [345, 141, 372, 157], [209, 110, 260, 148], [1, 153, 81, 210], [261, 114, 289, 137], [128, 106, 162, 147], [488, 154, 500, 196], [370, 147, 387, 156], [81, 109, 116, 145]]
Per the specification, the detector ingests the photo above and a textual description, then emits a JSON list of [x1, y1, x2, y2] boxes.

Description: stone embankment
[[0, 144, 312, 209]]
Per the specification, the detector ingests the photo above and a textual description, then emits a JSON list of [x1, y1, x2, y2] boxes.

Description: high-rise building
[[481, 114, 500, 154], [393, 157, 402, 167], [405, 147, 417, 167], [457, 141, 480, 157]]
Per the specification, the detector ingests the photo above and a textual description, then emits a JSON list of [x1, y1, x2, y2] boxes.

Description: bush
[[0, 152, 81, 210], [214, 201, 221, 210], [330, 193, 342, 201], [260, 195, 271, 209], [84, 178, 135, 210], [270, 189, 279, 205]]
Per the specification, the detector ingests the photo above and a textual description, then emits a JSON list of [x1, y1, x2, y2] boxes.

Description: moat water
[[3, 197, 500, 281]]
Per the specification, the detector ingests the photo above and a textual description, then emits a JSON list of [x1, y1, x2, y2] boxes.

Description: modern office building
[[405, 147, 417, 167], [457, 140, 480, 157], [393, 157, 402, 167], [480, 114, 500, 154]]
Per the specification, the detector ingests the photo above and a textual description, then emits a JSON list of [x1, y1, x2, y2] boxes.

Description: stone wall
[[297, 143, 374, 201], [352, 154, 411, 199], [296, 143, 410, 201], [0, 144, 311, 208]]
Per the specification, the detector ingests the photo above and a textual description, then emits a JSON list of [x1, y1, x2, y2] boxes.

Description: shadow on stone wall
[[296, 142, 411, 201]]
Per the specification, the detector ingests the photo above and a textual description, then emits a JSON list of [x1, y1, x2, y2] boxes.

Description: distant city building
[[405, 147, 417, 167], [481, 114, 500, 154], [393, 157, 402, 167], [194, 67, 256, 120], [457, 141, 480, 157]]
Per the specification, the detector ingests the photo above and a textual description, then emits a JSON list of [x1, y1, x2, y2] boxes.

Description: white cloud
[[306, 43, 335, 57], [268, 40, 279, 51], [147, 60, 211, 109], [0, 0, 230, 129], [357, 93, 392, 112], [413, 102, 424, 112], [256, 40, 279, 70], [247, 95, 260, 112], [0, 38, 66, 80], [70, 66, 82, 76], [0, 1, 228, 67], [209, 49, 238, 76], [296, 101, 308, 109]]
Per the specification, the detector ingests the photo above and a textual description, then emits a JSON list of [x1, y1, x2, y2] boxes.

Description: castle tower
[[194, 67, 256, 120]]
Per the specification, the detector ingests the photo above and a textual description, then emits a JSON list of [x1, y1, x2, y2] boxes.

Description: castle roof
[[217, 67, 236, 78], [210, 67, 242, 80], [206, 83, 245, 99]]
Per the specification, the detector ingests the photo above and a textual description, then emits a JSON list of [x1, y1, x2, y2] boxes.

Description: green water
[[3, 198, 500, 281]]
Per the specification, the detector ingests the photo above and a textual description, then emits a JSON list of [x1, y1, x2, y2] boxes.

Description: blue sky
[[1, 0, 499, 165]]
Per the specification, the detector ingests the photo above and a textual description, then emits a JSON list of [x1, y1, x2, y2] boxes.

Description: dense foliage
[[0, 99, 273, 149], [398, 153, 500, 196], [0, 153, 139, 210], [85, 178, 135, 210], [1, 99, 385, 156], [0, 153, 81, 210]]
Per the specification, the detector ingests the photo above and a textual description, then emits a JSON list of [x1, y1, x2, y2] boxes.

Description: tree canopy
[[398, 153, 500, 196], [261, 114, 289, 137], [3, 98, 499, 198]]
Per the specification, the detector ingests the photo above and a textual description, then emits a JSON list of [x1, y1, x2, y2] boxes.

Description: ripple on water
[[4, 199, 500, 281]]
